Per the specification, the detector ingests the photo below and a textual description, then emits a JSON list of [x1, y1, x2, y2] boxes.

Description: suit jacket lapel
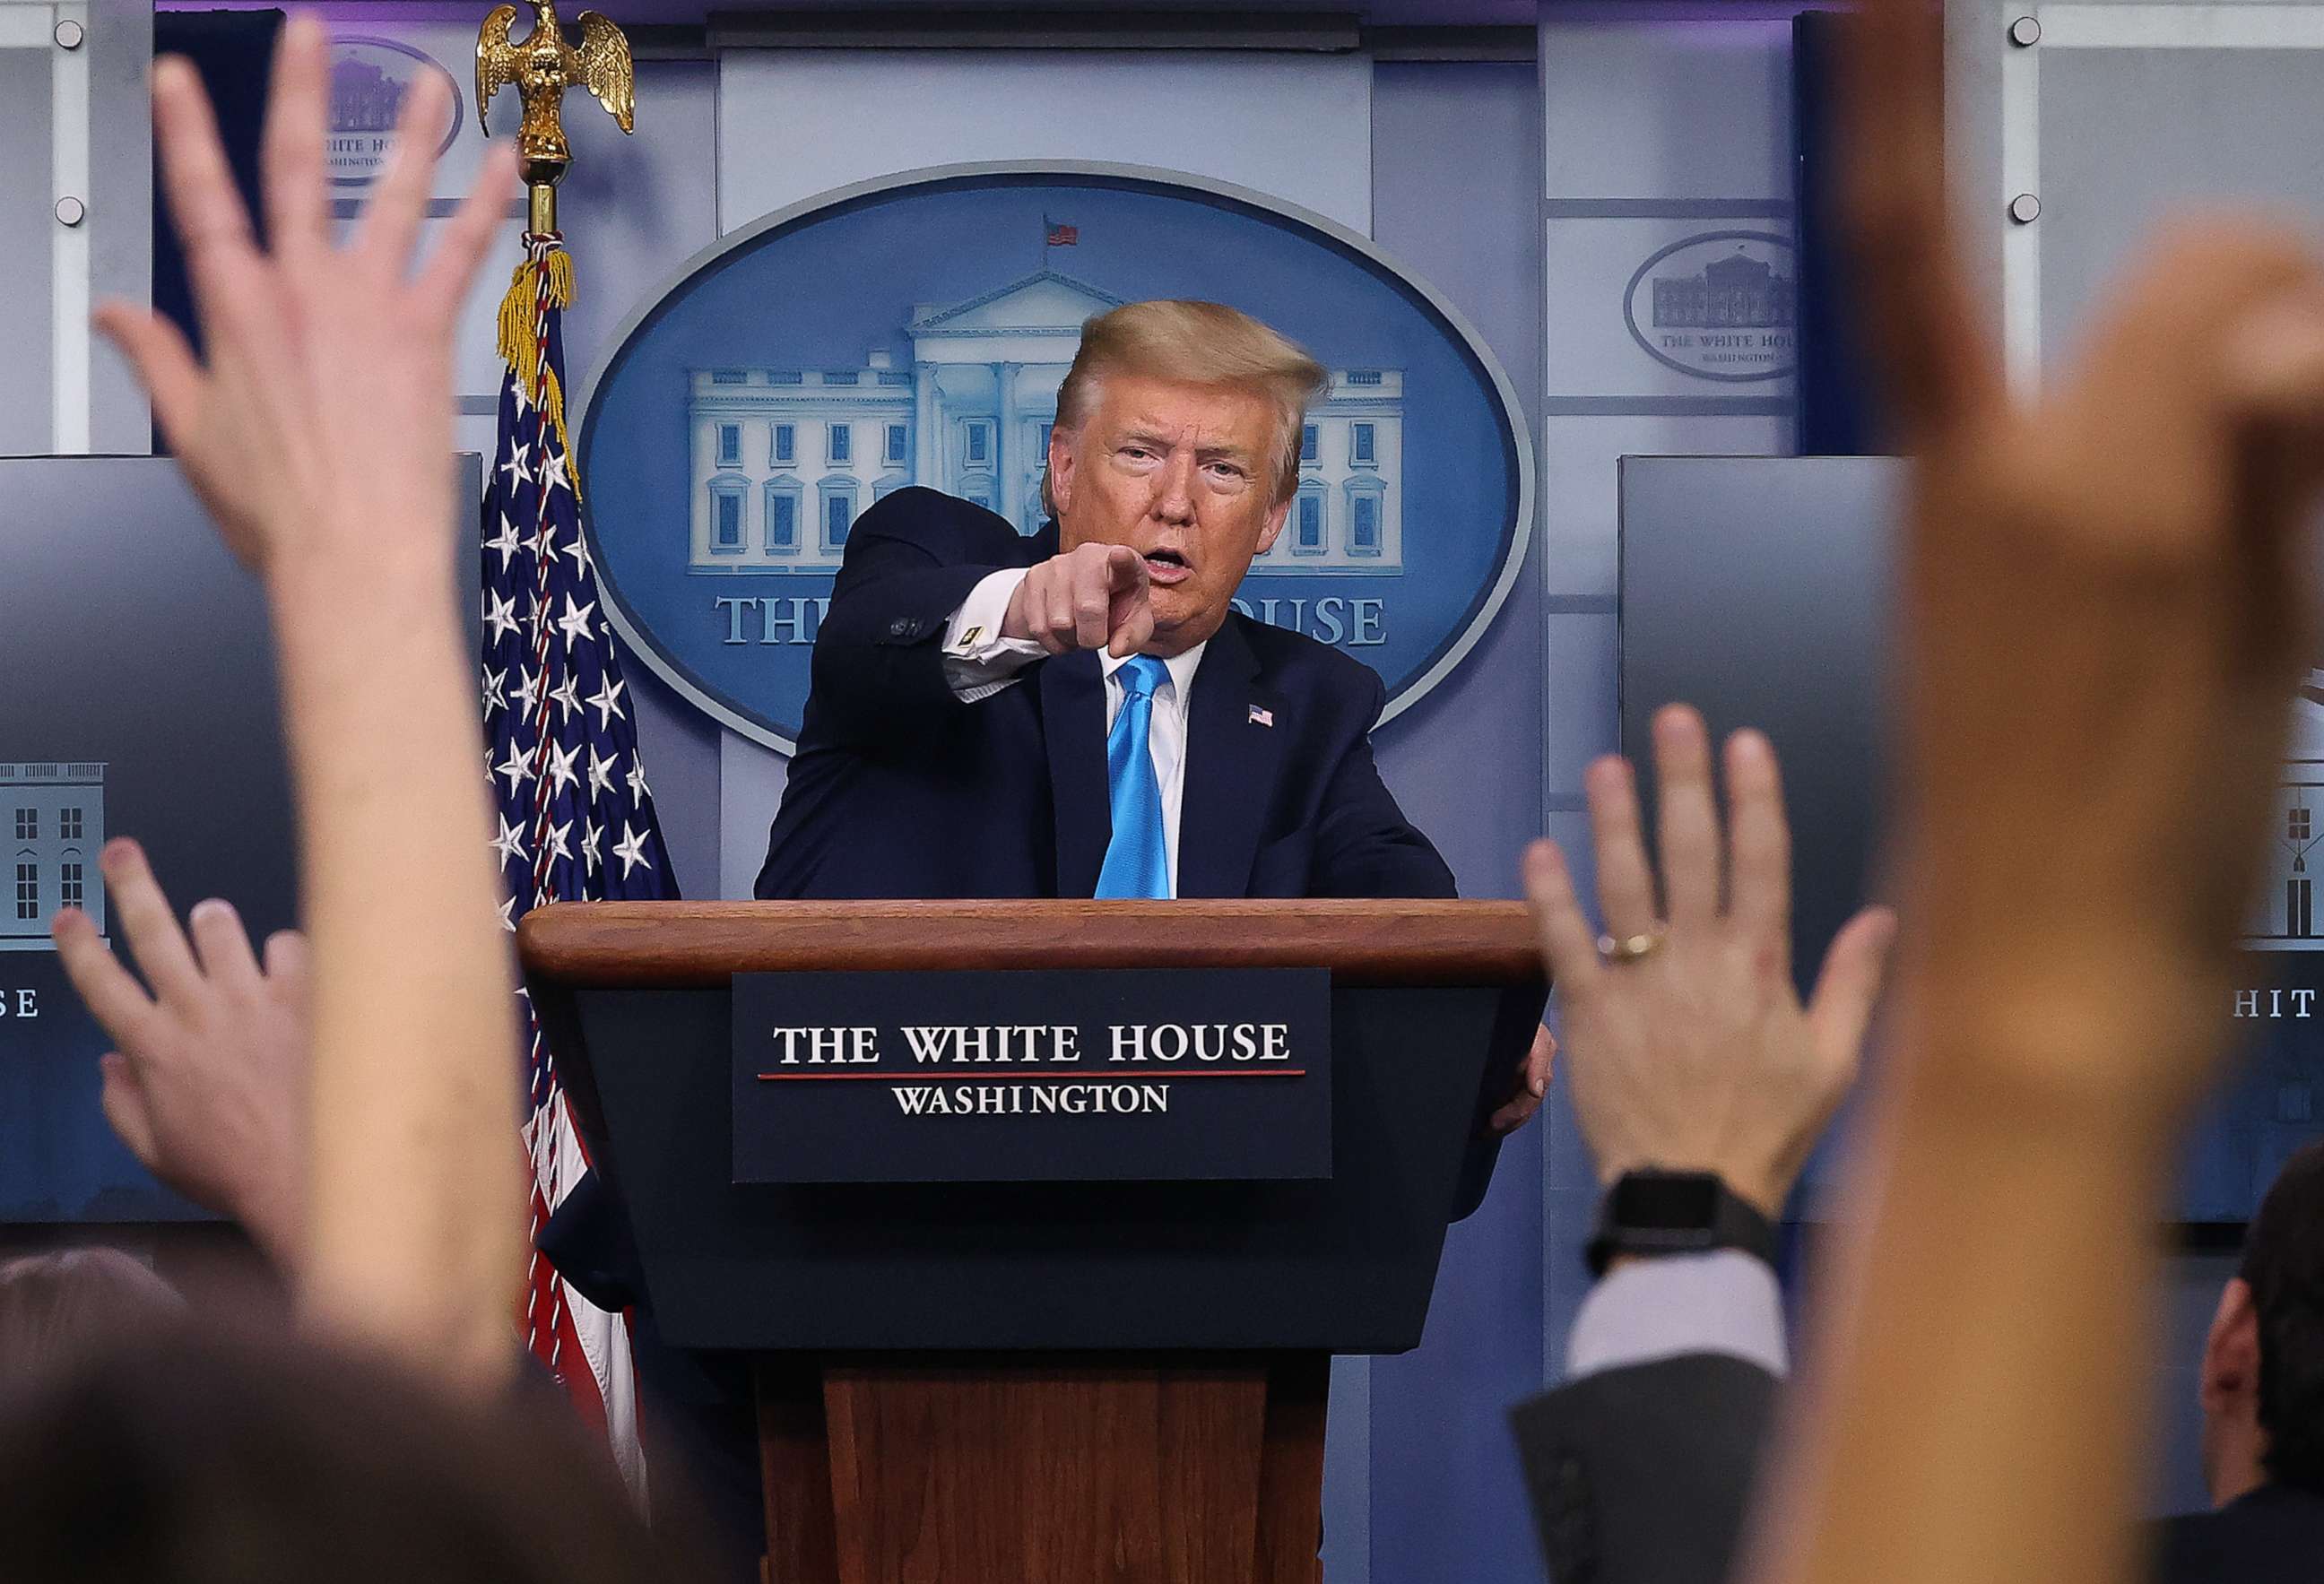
[[1040, 647, 1109, 897], [1178, 616, 1285, 899]]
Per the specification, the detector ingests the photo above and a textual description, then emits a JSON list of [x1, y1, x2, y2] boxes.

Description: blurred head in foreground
[[0, 1248, 183, 1385], [0, 1326, 706, 1584], [2201, 1141, 2324, 1505]]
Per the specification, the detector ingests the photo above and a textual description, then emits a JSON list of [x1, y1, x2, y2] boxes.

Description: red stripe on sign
[[757, 1068, 1309, 1082]]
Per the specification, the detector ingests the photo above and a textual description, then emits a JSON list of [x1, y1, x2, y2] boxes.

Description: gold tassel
[[493, 247, 584, 502]]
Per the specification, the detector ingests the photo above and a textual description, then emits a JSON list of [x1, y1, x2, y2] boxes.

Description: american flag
[[482, 233, 677, 1499], [1045, 216, 1080, 247]]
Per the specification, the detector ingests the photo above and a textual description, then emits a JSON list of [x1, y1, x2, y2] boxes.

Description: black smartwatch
[[1585, 1170, 1778, 1277]]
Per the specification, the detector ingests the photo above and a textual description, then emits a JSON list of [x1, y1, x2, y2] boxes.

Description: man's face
[[1048, 374, 1292, 655]]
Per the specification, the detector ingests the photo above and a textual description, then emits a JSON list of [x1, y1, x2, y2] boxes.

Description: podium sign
[[732, 966, 1331, 1184]]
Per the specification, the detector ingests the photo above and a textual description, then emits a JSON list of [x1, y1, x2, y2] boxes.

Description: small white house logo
[[1, 762, 106, 951], [1623, 230, 1798, 384], [326, 38, 464, 188], [2246, 671, 2324, 951]]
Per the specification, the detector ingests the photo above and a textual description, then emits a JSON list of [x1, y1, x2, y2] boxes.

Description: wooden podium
[[520, 900, 1545, 1584]]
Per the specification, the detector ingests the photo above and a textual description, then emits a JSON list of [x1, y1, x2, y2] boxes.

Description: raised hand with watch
[[1509, 705, 1896, 1584], [1523, 703, 1895, 1267]]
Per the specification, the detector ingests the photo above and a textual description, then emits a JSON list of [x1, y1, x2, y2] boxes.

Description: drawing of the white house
[[686, 270, 1403, 576], [2250, 676, 2324, 948], [2, 762, 105, 950]]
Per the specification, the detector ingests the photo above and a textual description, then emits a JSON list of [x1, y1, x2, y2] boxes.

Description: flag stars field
[[481, 234, 678, 1489]]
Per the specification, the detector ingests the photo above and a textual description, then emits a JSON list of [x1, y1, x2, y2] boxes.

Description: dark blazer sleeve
[[802, 489, 1031, 750], [1307, 670, 1457, 898], [1510, 1353, 1778, 1584]]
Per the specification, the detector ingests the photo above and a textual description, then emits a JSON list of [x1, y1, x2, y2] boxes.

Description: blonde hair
[[1041, 300, 1328, 517]]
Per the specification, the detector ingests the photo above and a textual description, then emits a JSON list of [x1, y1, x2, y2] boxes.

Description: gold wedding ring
[[1596, 928, 1667, 965]]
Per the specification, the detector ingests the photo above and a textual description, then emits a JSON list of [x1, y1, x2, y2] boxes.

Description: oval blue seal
[[1622, 229, 1798, 385], [577, 162, 1534, 752], [325, 37, 464, 188]]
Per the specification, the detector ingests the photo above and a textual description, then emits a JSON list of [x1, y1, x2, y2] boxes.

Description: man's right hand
[[1522, 705, 1895, 1219], [1001, 541, 1155, 658]]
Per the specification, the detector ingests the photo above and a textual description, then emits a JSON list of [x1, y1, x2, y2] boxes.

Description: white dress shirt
[[1563, 1251, 1790, 1381], [940, 567, 1207, 896]]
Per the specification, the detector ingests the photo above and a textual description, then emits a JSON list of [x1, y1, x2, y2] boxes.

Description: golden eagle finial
[[476, 0, 634, 233]]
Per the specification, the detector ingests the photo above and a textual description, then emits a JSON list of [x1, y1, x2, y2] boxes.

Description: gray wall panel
[[1367, 58, 1548, 1584], [0, 47, 52, 455], [2041, 48, 2324, 359], [556, 59, 725, 903], [86, 0, 149, 454]]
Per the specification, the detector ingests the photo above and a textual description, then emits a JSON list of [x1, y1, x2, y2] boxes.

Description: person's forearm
[[267, 550, 524, 1386], [230, 1160, 307, 1279], [1746, 1003, 2174, 1584]]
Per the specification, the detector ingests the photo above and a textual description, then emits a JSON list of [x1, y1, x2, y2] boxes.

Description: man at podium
[[754, 299, 1457, 906], [752, 298, 1549, 1126]]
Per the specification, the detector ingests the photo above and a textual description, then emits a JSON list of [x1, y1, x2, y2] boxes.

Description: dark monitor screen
[[1618, 454, 2323, 1223], [0, 455, 481, 1223]]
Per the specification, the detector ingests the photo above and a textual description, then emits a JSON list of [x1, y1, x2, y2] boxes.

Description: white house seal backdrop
[[577, 163, 1534, 753]]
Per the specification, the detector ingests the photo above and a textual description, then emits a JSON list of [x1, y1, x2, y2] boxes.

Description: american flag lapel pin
[[1248, 705, 1274, 728]]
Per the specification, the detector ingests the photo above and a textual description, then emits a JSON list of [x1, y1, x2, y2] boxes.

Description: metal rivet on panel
[[2008, 15, 2041, 46], [56, 196, 86, 227], [2007, 192, 2041, 224], [54, 18, 83, 48]]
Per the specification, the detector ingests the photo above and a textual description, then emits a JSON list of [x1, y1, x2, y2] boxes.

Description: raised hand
[[50, 840, 308, 1270], [94, 15, 515, 584], [1002, 541, 1157, 657], [1843, 0, 2324, 1128], [1523, 705, 1894, 1216], [1717, 18, 2324, 1584], [89, 20, 528, 1387]]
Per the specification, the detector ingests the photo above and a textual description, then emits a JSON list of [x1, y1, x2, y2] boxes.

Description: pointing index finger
[[1106, 542, 1149, 590]]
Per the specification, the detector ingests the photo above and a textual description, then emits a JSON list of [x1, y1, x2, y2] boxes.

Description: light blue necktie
[[1094, 654, 1171, 899]]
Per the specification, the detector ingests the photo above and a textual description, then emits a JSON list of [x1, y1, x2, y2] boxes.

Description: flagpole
[[476, 0, 637, 238], [475, 0, 657, 1505]]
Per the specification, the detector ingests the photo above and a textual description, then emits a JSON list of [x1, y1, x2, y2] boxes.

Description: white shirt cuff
[[1564, 1250, 1789, 1381], [941, 567, 1046, 702]]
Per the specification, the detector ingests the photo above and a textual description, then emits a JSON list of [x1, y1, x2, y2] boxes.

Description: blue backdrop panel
[[1617, 454, 2324, 1225], [0, 455, 480, 1223], [1791, 11, 1881, 456], [1362, 57, 1549, 1584], [150, 9, 282, 403]]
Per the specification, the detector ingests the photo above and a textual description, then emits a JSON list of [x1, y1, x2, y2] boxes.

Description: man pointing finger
[[757, 299, 1464, 917]]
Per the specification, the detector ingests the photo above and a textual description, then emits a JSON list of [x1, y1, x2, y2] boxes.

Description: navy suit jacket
[[754, 487, 1455, 901], [2154, 1484, 2324, 1583], [1511, 1353, 1778, 1584]]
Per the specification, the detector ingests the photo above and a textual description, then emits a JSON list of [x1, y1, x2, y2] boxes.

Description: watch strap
[[1585, 1172, 1778, 1278]]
